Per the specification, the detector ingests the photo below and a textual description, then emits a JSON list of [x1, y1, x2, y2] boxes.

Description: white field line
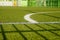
[[0, 22, 60, 24]]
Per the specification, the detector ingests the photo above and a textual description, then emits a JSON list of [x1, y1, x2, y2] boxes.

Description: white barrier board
[[0, 2, 13, 6]]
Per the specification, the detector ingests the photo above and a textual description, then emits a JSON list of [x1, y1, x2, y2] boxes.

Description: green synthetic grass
[[0, 24, 60, 40], [2, 24, 16, 31], [6, 33, 24, 40], [0, 7, 60, 22], [31, 12, 60, 22], [0, 7, 60, 40], [0, 7, 29, 22]]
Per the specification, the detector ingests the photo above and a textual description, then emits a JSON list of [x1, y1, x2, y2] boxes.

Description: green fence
[[0, 0, 60, 7], [58, 0, 60, 7], [28, 0, 36, 6], [28, 0, 60, 7], [46, 0, 58, 7]]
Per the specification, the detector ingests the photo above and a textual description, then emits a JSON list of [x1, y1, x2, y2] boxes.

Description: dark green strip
[[24, 10, 35, 13], [35, 24, 60, 37], [12, 24, 27, 40], [45, 24, 60, 36], [0, 24, 7, 40], [0, 28, 59, 33], [55, 23, 60, 26], [24, 24, 48, 40], [45, 24, 59, 29], [42, 14, 60, 19]]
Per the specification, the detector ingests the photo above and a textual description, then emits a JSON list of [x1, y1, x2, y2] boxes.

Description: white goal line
[[0, 22, 60, 24]]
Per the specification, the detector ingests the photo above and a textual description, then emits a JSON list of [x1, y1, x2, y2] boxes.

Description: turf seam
[[24, 24, 48, 40], [0, 29, 60, 33], [12, 24, 27, 40], [45, 24, 59, 29], [42, 14, 60, 19], [45, 24, 60, 36], [0, 24, 7, 40], [44, 24, 60, 36], [24, 10, 36, 13], [55, 24, 60, 26], [35, 24, 60, 37]]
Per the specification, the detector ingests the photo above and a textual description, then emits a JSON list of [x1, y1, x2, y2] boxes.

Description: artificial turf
[[0, 7, 60, 40]]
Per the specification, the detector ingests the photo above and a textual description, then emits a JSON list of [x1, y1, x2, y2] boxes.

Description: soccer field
[[0, 7, 60, 40]]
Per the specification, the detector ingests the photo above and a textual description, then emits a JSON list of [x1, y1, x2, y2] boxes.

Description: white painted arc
[[24, 13, 38, 23], [0, 11, 60, 24], [24, 12, 48, 23], [24, 11, 60, 23]]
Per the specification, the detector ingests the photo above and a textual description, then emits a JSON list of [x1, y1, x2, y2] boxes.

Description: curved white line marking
[[24, 12, 48, 23], [24, 13, 38, 23], [0, 11, 60, 24], [24, 11, 60, 23]]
